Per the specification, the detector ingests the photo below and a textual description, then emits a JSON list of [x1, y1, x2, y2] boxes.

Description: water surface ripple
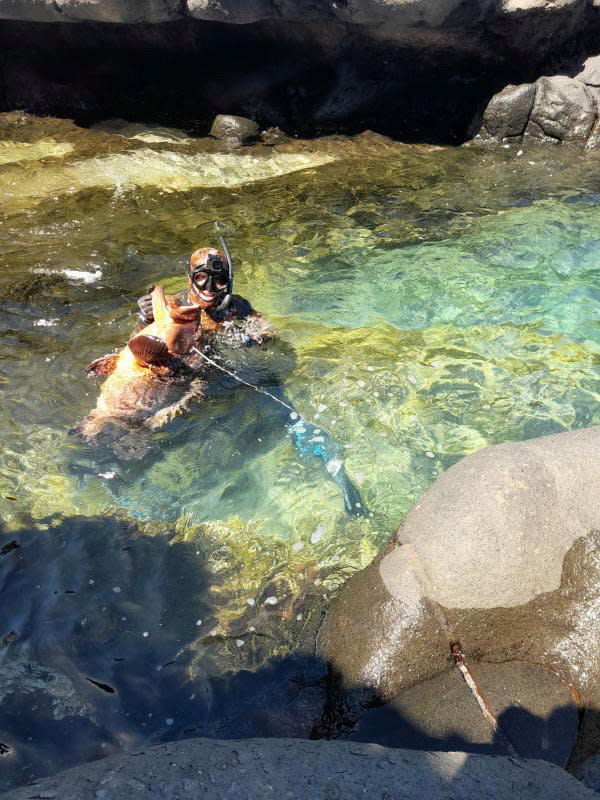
[[1, 112, 600, 789]]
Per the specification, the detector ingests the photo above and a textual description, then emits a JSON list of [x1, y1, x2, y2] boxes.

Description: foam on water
[[34, 267, 103, 284], [0, 147, 338, 206]]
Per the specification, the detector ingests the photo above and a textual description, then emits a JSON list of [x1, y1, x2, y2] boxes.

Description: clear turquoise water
[[1, 113, 600, 787]]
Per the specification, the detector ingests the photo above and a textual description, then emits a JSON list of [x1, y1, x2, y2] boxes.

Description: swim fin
[[289, 419, 368, 517]]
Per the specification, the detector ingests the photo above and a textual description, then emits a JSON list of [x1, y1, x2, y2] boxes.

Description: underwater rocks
[[317, 426, 600, 762], [477, 65, 600, 147], [3, 737, 597, 800]]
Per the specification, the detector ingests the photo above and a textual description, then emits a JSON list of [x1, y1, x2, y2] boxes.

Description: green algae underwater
[[2, 111, 600, 787]]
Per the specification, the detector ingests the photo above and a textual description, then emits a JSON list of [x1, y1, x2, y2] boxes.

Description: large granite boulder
[[2, 737, 597, 799], [318, 426, 600, 709]]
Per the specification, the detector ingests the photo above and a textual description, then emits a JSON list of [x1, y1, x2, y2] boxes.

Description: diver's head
[[189, 247, 230, 309]]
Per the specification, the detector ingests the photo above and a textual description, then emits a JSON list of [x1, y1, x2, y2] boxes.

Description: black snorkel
[[213, 235, 233, 312]]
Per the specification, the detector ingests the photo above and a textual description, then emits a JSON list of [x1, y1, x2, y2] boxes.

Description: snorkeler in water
[[133, 241, 367, 516], [136, 244, 275, 346]]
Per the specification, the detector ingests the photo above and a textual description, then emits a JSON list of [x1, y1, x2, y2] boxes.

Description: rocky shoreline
[[2, 0, 600, 142]]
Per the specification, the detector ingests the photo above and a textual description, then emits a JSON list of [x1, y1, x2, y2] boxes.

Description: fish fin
[[86, 353, 119, 376], [169, 304, 201, 325], [335, 466, 369, 517], [145, 380, 205, 430], [128, 334, 170, 365]]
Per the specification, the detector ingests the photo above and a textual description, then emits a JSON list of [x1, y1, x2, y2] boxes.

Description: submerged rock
[[317, 427, 600, 756], [2, 737, 596, 799]]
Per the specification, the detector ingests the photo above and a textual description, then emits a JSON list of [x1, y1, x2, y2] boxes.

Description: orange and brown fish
[[74, 286, 206, 453]]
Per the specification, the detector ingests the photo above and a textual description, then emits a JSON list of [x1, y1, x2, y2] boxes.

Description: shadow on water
[[0, 513, 330, 791], [0, 512, 595, 793]]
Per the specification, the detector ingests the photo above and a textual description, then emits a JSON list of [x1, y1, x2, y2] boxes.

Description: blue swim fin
[[288, 419, 368, 517]]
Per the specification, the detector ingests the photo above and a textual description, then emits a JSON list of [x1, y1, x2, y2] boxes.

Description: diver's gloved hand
[[137, 292, 154, 325]]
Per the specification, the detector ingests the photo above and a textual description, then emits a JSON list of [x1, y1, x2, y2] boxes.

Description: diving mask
[[191, 268, 229, 293]]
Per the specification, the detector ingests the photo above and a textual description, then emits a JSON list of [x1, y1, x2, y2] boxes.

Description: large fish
[[74, 286, 206, 455]]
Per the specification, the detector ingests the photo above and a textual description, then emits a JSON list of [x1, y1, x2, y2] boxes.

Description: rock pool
[[1, 112, 600, 789]]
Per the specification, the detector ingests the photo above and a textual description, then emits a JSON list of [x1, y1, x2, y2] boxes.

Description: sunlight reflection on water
[[1, 112, 600, 789]]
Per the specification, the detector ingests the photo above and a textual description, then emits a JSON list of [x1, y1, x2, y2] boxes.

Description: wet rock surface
[[349, 662, 579, 766], [2, 737, 597, 800], [209, 114, 259, 145]]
